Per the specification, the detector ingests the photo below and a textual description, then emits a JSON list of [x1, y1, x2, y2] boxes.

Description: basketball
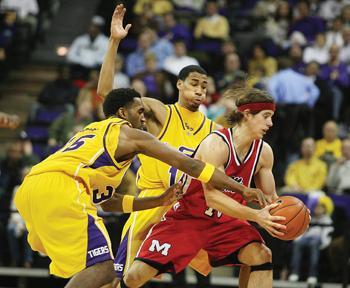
[[270, 196, 310, 241]]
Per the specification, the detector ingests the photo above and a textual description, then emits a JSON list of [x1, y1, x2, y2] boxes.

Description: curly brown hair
[[226, 88, 274, 126]]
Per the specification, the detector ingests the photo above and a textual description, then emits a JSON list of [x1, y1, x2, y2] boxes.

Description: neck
[[177, 99, 198, 112], [232, 125, 255, 150]]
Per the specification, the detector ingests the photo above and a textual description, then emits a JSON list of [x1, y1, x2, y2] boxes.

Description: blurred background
[[0, 0, 349, 287]]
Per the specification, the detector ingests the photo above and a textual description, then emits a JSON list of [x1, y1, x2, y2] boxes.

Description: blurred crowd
[[1, 0, 350, 286]]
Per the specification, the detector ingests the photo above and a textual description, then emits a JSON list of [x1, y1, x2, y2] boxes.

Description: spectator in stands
[[216, 52, 244, 92], [319, 0, 344, 23], [130, 2, 158, 36], [304, 62, 334, 138], [327, 138, 350, 194], [319, 44, 348, 120], [315, 121, 342, 163], [134, 52, 173, 103], [193, 0, 230, 54], [7, 166, 33, 268], [37, 65, 79, 107], [268, 58, 319, 108], [0, 0, 39, 33], [0, 112, 20, 129], [289, 193, 334, 286], [268, 58, 319, 163], [133, 0, 173, 16], [326, 17, 344, 48], [172, 0, 205, 13], [289, 43, 305, 73], [76, 70, 102, 118], [264, 0, 292, 49], [47, 99, 94, 148], [339, 27, 350, 63], [194, 1, 229, 40], [67, 16, 108, 80], [0, 11, 17, 69], [283, 137, 327, 193], [130, 78, 147, 97], [248, 43, 277, 79], [303, 33, 329, 64], [163, 39, 199, 76], [289, 0, 325, 43], [126, 28, 174, 76], [341, 4, 350, 27], [113, 54, 130, 89], [159, 13, 192, 48], [252, 0, 279, 18]]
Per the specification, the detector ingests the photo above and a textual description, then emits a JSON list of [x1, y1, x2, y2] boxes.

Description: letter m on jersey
[[149, 240, 171, 256]]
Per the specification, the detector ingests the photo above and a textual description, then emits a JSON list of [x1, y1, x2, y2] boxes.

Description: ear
[[117, 107, 127, 120], [242, 110, 251, 121], [176, 79, 183, 90]]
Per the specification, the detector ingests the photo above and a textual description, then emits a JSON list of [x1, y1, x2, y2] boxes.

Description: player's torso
[[29, 117, 133, 205], [169, 128, 264, 223], [137, 103, 214, 190]]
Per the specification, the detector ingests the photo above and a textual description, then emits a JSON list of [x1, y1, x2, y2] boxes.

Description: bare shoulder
[[196, 133, 229, 165]]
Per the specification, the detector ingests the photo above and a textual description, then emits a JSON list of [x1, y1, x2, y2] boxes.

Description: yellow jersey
[[29, 117, 132, 205], [137, 103, 214, 190]]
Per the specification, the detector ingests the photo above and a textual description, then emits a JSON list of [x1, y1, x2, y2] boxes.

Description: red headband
[[237, 102, 276, 112]]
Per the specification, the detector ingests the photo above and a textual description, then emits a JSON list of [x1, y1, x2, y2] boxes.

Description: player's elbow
[[97, 87, 108, 99]]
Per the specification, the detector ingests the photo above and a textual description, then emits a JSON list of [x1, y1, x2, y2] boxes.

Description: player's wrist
[[122, 195, 135, 212]]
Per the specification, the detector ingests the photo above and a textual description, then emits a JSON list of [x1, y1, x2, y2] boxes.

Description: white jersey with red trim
[[167, 128, 264, 223]]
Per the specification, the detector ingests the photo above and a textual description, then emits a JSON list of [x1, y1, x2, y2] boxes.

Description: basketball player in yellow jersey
[[15, 82, 267, 288], [97, 5, 222, 283]]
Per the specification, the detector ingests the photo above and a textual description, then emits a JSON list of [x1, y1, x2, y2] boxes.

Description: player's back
[[137, 103, 214, 190], [169, 127, 264, 223], [29, 117, 133, 205]]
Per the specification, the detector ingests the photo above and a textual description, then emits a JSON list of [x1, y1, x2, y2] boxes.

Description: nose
[[266, 117, 273, 127], [140, 113, 146, 123]]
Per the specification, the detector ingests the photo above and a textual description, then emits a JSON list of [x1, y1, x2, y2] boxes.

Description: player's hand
[[158, 182, 183, 206], [242, 187, 270, 207], [110, 4, 131, 40], [255, 203, 286, 238]]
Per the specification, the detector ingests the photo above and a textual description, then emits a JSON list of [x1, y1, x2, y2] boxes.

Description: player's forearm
[[133, 196, 165, 211], [208, 169, 246, 195], [205, 189, 257, 222], [97, 38, 120, 98]]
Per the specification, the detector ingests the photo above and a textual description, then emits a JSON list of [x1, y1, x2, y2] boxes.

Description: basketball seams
[[286, 206, 307, 240], [270, 202, 302, 215], [284, 203, 304, 226]]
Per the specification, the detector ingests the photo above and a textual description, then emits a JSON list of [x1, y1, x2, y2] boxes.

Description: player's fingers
[[270, 215, 286, 222], [267, 203, 279, 209], [121, 7, 126, 18], [125, 24, 132, 32], [259, 192, 267, 208], [269, 229, 284, 237], [271, 222, 286, 230]]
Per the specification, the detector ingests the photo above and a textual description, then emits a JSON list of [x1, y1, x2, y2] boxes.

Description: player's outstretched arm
[[118, 125, 267, 205], [97, 4, 168, 127], [97, 4, 131, 98], [100, 182, 182, 212]]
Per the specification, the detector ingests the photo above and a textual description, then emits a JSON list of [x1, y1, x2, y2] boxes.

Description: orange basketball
[[270, 196, 310, 241]]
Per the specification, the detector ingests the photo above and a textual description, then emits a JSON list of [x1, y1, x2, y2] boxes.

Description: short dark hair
[[103, 88, 141, 117], [178, 65, 207, 81]]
